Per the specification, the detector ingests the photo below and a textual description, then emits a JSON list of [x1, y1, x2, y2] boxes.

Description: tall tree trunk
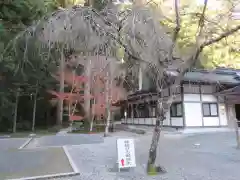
[[104, 69, 111, 137], [32, 83, 38, 132], [13, 89, 20, 133], [104, 106, 111, 136], [146, 0, 210, 173], [138, 66, 142, 90], [90, 98, 95, 132], [84, 59, 91, 123], [57, 51, 65, 126], [147, 100, 164, 173]]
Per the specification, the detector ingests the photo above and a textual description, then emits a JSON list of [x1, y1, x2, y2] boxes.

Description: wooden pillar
[[13, 89, 20, 133], [126, 104, 130, 124], [131, 104, 134, 124], [138, 66, 143, 90], [181, 83, 186, 128]]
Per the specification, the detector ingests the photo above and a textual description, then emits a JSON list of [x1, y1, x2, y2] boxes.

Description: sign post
[[116, 138, 136, 172]]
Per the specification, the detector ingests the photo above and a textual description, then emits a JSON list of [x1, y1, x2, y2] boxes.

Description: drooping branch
[[89, 8, 152, 65]]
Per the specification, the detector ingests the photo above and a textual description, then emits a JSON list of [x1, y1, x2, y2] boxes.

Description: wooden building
[[121, 68, 240, 128]]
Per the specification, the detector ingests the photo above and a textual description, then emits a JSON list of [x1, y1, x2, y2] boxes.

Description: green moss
[[147, 164, 158, 176]]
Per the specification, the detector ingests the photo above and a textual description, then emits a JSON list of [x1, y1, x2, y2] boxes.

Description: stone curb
[[7, 172, 79, 180], [8, 146, 80, 180], [63, 146, 80, 173], [0, 135, 11, 139], [18, 138, 33, 149], [8, 172, 79, 180]]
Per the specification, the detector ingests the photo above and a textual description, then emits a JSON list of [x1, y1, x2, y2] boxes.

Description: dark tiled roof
[[131, 68, 240, 96], [172, 68, 240, 85], [183, 71, 240, 84]]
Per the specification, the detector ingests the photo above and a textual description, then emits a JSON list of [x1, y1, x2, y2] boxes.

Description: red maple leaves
[[49, 64, 126, 122]]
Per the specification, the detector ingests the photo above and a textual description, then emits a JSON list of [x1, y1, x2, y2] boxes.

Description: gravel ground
[[57, 131, 240, 180]]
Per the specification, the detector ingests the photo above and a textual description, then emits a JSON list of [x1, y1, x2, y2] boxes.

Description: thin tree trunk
[[234, 118, 240, 149], [104, 70, 111, 137], [90, 98, 95, 132], [104, 106, 111, 136], [146, 0, 209, 173], [90, 116, 94, 132], [139, 66, 142, 90], [13, 89, 20, 133], [32, 83, 38, 132], [84, 59, 91, 124], [147, 101, 164, 173], [57, 51, 65, 126]]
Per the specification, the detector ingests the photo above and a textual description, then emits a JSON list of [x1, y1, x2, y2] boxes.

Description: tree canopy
[[0, 0, 59, 131], [0, 0, 111, 132], [154, 0, 240, 68]]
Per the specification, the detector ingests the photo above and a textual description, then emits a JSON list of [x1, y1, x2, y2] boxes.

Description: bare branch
[[197, 0, 208, 30], [174, 0, 180, 36], [171, 0, 209, 80], [172, 0, 181, 43], [169, 0, 180, 60], [159, 0, 210, 109], [172, 1, 240, 96], [201, 25, 240, 48]]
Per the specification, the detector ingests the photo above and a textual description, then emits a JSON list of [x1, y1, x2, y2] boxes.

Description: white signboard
[[117, 138, 136, 169]]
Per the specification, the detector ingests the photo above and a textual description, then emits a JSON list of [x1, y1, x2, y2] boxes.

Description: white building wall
[[226, 104, 236, 128], [184, 94, 200, 101], [219, 103, 228, 126], [201, 94, 217, 102], [203, 117, 220, 126], [171, 117, 184, 126], [122, 84, 231, 128], [184, 102, 203, 126], [163, 110, 170, 126], [138, 118, 144, 124], [183, 84, 228, 127]]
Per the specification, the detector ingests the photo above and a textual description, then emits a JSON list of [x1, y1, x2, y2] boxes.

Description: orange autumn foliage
[[49, 63, 126, 121]]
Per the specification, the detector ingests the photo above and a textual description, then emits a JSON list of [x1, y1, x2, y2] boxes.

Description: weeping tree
[[4, 0, 240, 173]]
